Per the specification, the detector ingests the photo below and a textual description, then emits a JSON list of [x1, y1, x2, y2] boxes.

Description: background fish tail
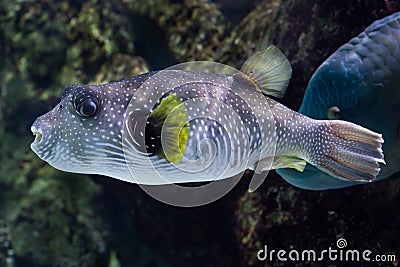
[[310, 120, 385, 182]]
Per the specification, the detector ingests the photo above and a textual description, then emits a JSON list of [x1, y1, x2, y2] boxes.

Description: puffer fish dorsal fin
[[147, 93, 189, 164], [240, 45, 292, 98]]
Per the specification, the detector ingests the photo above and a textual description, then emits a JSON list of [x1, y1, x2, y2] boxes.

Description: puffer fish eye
[[327, 106, 341, 119], [73, 87, 101, 117]]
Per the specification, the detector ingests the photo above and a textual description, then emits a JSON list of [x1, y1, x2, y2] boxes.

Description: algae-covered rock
[[127, 0, 232, 62], [0, 134, 109, 267], [92, 53, 149, 84], [159, 0, 231, 61], [0, 0, 75, 86], [236, 176, 400, 266], [227, 0, 400, 109], [64, 0, 135, 82], [1, 0, 399, 266], [0, 0, 133, 266], [233, 1, 400, 265], [10, 170, 107, 267]]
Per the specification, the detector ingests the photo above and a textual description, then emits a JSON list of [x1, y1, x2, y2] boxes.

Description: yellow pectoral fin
[[162, 124, 189, 164], [272, 156, 307, 172], [149, 93, 189, 164], [255, 155, 306, 173]]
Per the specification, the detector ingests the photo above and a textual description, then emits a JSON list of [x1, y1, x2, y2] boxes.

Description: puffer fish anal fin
[[147, 93, 189, 164], [255, 155, 306, 173], [240, 45, 292, 98]]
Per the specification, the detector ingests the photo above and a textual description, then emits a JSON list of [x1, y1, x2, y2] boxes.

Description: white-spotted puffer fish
[[277, 12, 400, 190], [31, 45, 385, 187]]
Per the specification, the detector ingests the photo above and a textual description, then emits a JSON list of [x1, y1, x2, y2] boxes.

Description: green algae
[[0, 0, 399, 266]]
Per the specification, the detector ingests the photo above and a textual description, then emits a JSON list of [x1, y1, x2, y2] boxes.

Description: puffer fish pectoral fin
[[272, 156, 307, 172], [147, 93, 189, 164], [255, 156, 306, 174], [240, 45, 292, 98]]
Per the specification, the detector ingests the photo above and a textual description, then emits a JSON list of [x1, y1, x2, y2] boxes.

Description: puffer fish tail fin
[[240, 45, 292, 98], [311, 120, 385, 182]]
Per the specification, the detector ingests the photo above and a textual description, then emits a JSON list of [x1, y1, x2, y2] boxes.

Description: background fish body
[[277, 12, 400, 190]]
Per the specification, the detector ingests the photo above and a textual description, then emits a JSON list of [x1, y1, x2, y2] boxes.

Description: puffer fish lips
[[30, 83, 130, 178]]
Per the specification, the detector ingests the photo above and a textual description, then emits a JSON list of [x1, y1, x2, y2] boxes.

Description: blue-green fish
[[30, 46, 384, 186], [277, 12, 400, 190]]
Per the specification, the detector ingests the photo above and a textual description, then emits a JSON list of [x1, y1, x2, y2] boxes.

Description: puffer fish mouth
[[31, 126, 43, 144]]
